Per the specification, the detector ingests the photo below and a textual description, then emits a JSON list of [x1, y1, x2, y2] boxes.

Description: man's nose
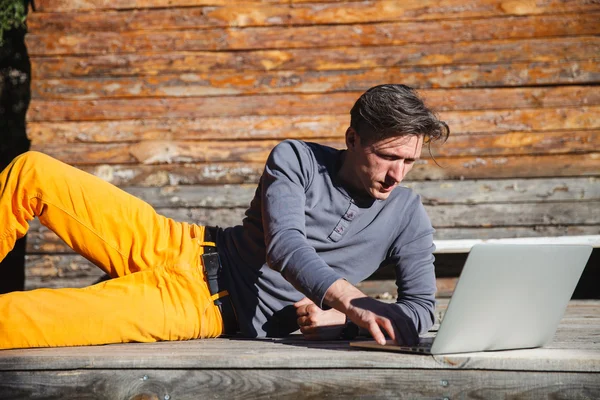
[[388, 160, 405, 183]]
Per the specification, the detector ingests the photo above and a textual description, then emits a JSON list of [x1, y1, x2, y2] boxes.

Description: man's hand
[[294, 297, 347, 340], [324, 279, 419, 346], [345, 296, 419, 346]]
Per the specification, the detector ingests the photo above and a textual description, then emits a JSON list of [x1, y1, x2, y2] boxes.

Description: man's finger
[[378, 318, 397, 345], [295, 305, 308, 317], [368, 321, 387, 345], [294, 297, 313, 308], [297, 315, 313, 327], [300, 325, 317, 334], [299, 321, 314, 335]]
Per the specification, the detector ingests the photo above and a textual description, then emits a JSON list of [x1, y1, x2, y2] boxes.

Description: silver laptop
[[350, 244, 592, 355]]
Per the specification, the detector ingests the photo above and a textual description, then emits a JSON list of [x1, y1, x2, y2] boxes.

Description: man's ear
[[345, 127, 357, 150]]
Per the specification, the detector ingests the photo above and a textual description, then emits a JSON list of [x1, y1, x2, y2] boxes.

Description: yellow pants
[[0, 151, 224, 349]]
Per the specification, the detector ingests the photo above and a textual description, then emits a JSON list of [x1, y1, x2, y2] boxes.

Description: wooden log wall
[[23, 0, 600, 292]]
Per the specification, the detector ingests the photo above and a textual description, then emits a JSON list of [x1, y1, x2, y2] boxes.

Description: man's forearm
[[323, 278, 420, 346], [323, 278, 366, 314]]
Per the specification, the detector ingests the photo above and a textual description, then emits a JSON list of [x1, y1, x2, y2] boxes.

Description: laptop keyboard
[[398, 337, 434, 352]]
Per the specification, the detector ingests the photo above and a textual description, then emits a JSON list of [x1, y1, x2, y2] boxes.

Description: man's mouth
[[380, 182, 395, 192]]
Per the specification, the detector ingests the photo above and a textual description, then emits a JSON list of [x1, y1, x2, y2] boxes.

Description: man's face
[[345, 130, 423, 201]]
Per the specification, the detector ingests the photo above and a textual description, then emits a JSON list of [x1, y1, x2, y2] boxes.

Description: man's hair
[[350, 84, 449, 144]]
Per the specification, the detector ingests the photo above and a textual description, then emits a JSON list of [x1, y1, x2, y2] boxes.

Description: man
[[0, 84, 449, 349]]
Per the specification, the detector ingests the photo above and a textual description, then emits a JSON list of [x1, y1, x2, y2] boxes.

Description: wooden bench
[[1, 299, 598, 399], [435, 236, 600, 254]]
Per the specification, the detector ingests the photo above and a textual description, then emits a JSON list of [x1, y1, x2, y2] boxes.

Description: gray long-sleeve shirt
[[217, 139, 437, 338]]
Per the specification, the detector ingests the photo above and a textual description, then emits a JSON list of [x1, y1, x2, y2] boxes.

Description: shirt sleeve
[[387, 196, 437, 334], [261, 140, 343, 307]]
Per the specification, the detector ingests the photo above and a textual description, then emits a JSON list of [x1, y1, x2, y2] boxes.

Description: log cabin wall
[[23, 0, 600, 291]]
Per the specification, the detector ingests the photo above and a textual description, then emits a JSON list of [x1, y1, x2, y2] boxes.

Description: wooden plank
[[29, 37, 600, 77], [24, 275, 105, 291], [27, 225, 77, 254], [430, 131, 599, 157], [26, 86, 600, 122], [29, 60, 600, 100], [33, 0, 291, 12], [154, 207, 247, 227], [288, 0, 600, 25], [434, 226, 600, 241], [122, 184, 258, 208], [427, 202, 600, 227], [81, 162, 266, 186], [28, 1, 600, 29], [27, 95, 357, 121], [406, 177, 600, 204], [63, 153, 600, 186], [441, 107, 600, 135], [1, 367, 599, 399], [26, 4, 288, 31], [27, 107, 600, 144], [417, 86, 600, 112], [32, 140, 285, 164], [33, 0, 381, 13], [24, 255, 106, 290], [26, 13, 600, 55], [29, 131, 599, 165], [358, 277, 469, 299], [358, 279, 412, 299], [27, 115, 349, 143], [414, 153, 600, 181], [435, 235, 600, 253]]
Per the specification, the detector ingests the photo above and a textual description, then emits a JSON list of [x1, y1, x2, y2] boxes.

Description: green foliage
[[0, 0, 27, 46]]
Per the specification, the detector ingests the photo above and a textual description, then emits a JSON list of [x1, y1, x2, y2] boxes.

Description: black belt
[[201, 226, 238, 335]]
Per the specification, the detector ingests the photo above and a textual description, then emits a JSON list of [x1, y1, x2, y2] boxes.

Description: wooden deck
[[1, 299, 598, 399]]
